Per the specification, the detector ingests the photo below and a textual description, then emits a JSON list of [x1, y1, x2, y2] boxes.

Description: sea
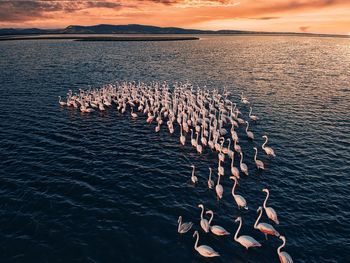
[[0, 35, 349, 263]]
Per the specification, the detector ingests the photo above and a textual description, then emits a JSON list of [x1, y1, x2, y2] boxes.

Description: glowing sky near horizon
[[0, 0, 349, 34]]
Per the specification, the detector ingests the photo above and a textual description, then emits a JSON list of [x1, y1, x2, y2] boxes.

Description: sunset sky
[[0, 0, 349, 34]]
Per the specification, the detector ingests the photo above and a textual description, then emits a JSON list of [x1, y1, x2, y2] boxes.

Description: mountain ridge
[[0, 24, 347, 37]]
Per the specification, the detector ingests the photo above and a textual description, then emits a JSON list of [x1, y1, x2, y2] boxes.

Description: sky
[[0, 0, 349, 34]]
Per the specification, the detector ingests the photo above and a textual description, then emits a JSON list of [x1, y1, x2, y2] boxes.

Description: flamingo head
[[257, 206, 262, 212], [253, 147, 257, 151], [262, 188, 269, 193], [229, 176, 238, 183], [209, 167, 212, 172], [192, 231, 198, 238], [262, 135, 267, 139], [198, 204, 203, 209], [279, 236, 286, 242], [178, 216, 182, 223], [235, 217, 241, 223], [205, 210, 213, 216], [191, 165, 195, 168]]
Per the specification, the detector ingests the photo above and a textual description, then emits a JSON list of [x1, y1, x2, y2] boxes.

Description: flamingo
[[245, 121, 254, 140], [234, 139, 242, 154], [229, 176, 248, 210], [207, 168, 214, 189], [177, 216, 193, 234], [218, 159, 224, 177], [179, 124, 186, 145], [239, 152, 249, 176], [198, 204, 210, 233], [190, 165, 198, 184], [249, 107, 258, 121], [253, 147, 265, 170], [215, 172, 223, 200], [234, 217, 261, 250], [262, 188, 280, 224], [131, 107, 138, 118], [230, 153, 240, 179], [190, 129, 197, 147], [254, 206, 279, 239], [58, 96, 66, 106], [262, 135, 276, 157], [206, 210, 230, 236], [193, 231, 220, 257], [278, 236, 294, 263], [196, 131, 203, 154]]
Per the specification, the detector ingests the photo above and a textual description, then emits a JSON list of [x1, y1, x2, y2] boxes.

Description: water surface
[[0, 36, 350, 263]]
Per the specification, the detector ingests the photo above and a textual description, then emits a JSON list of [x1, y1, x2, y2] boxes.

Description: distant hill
[[0, 24, 249, 35], [0, 24, 348, 38]]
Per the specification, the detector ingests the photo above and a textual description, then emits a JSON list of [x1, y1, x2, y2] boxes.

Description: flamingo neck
[[200, 206, 204, 219], [217, 173, 221, 185], [263, 191, 269, 209], [249, 107, 252, 116], [277, 238, 286, 255], [254, 209, 263, 228], [180, 125, 183, 136], [232, 179, 237, 196], [194, 233, 199, 250], [240, 153, 243, 165], [208, 212, 214, 224], [190, 130, 193, 139], [262, 136, 268, 148], [209, 169, 212, 180], [178, 218, 182, 232], [234, 219, 242, 241], [245, 122, 249, 132], [228, 139, 231, 148], [254, 149, 258, 161], [196, 133, 199, 143]]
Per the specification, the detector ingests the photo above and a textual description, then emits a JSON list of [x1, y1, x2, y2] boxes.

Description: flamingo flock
[[59, 81, 293, 262]]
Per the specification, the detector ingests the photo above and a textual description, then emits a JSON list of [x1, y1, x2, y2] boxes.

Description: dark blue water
[[0, 36, 349, 263]]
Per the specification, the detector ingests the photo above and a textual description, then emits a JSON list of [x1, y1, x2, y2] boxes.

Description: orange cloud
[[0, 0, 349, 34]]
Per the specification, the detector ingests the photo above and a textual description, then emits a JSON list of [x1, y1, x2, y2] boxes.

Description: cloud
[[250, 16, 280, 20], [299, 26, 310, 32], [0, 0, 124, 22]]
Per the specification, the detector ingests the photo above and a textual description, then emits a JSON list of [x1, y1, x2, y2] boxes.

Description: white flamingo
[[230, 152, 240, 179], [193, 231, 220, 257], [249, 107, 258, 121], [234, 217, 261, 250], [239, 152, 249, 176], [245, 121, 254, 140], [215, 172, 223, 200], [207, 168, 214, 189], [177, 216, 193, 234], [278, 236, 294, 263], [179, 123, 186, 145], [229, 176, 248, 210], [198, 204, 210, 233], [190, 165, 198, 184], [206, 210, 230, 236], [262, 135, 276, 157], [254, 206, 279, 239], [253, 147, 265, 170], [262, 188, 280, 224]]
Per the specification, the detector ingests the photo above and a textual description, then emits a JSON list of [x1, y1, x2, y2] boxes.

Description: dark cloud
[[0, 0, 123, 22], [299, 26, 310, 32], [251, 16, 280, 20]]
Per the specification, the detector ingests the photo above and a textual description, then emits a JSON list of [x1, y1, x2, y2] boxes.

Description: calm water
[[0, 36, 350, 263]]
